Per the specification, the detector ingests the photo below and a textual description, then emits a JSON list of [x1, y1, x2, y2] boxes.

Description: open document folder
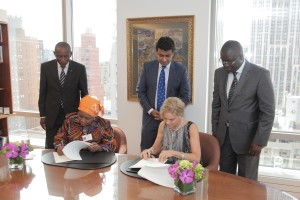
[[53, 141, 91, 163], [129, 158, 168, 168], [129, 158, 173, 188]]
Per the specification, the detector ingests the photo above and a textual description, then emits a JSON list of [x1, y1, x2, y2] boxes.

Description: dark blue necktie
[[157, 66, 166, 111]]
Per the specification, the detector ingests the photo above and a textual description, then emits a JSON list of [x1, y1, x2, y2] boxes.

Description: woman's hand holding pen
[[57, 145, 64, 156], [140, 147, 155, 160]]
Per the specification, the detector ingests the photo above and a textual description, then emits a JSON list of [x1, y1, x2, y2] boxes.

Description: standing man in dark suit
[[136, 36, 191, 151], [212, 40, 275, 180], [39, 42, 88, 149]]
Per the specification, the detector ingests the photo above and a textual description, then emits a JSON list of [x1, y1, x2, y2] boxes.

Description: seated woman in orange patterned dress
[[54, 95, 117, 155]]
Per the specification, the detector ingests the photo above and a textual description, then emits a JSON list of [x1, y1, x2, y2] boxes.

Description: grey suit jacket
[[212, 60, 275, 154], [38, 59, 88, 128], [136, 60, 191, 149]]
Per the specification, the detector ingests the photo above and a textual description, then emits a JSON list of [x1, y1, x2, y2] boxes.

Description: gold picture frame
[[127, 15, 194, 102]]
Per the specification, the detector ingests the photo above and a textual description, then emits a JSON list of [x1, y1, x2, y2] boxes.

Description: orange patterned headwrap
[[78, 96, 104, 117]]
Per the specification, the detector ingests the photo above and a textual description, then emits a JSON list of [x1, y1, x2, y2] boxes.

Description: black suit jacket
[[38, 60, 88, 128]]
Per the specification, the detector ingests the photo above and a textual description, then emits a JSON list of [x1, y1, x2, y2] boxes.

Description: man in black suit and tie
[[212, 40, 275, 180], [136, 36, 191, 151], [38, 42, 88, 149]]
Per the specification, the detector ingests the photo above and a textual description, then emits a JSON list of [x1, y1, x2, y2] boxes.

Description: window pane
[[0, 0, 62, 112], [221, 0, 300, 134], [260, 138, 300, 178], [8, 116, 45, 147], [0, 0, 62, 146], [218, 0, 300, 176], [72, 0, 117, 118]]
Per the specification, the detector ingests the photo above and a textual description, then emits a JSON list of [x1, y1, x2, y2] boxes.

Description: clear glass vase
[[173, 179, 196, 195], [8, 156, 24, 170]]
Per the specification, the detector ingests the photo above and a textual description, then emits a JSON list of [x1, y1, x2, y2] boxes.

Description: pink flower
[[168, 160, 206, 183], [2, 143, 19, 158], [178, 169, 194, 184], [20, 143, 29, 157], [168, 161, 179, 178], [192, 161, 197, 167], [173, 161, 179, 168], [1, 142, 31, 159]]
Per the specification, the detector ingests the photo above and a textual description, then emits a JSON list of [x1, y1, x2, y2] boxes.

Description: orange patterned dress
[[54, 112, 117, 152]]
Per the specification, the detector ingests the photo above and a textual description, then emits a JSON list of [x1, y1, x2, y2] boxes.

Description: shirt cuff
[[148, 108, 154, 115], [54, 143, 62, 150]]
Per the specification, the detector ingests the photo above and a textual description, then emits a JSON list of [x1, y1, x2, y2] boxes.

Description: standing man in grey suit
[[212, 40, 275, 180], [136, 36, 191, 151], [39, 42, 88, 149]]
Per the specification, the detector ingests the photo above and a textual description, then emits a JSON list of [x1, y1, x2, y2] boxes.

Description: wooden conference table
[[0, 149, 297, 200]]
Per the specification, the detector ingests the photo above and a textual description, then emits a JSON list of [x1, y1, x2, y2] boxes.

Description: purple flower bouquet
[[1, 141, 32, 169], [168, 160, 206, 195]]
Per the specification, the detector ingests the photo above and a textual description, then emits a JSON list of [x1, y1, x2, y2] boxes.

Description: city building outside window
[[0, 0, 117, 147], [72, 0, 117, 118], [215, 0, 300, 179]]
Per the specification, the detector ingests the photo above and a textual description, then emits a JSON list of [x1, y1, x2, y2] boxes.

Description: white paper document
[[129, 158, 168, 168], [53, 152, 72, 163], [62, 141, 91, 160], [138, 165, 174, 188]]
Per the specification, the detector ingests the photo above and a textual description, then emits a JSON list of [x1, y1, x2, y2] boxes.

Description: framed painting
[[127, 15, 194, 102]]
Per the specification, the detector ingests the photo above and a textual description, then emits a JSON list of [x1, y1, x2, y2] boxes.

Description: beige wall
[[117, 0, 212, 155]]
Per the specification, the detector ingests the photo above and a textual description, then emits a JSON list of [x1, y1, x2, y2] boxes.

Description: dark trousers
[[140, 118, 161, 152], [45, 108, 66, 149], [220, 128, 260, 180]]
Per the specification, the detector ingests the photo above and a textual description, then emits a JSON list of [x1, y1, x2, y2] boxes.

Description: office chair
[[199, 132, 220, 171], [112, 126, 127, 154]]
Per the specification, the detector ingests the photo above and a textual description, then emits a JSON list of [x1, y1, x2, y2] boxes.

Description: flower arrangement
[[168, 160, 206, 195], [168, 160, 206, 183], [1, 141, 32, 158], [1, 141, 33, 169]]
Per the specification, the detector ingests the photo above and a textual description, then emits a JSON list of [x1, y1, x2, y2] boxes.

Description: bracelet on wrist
[[149, 147, 155, 154], [181, 153, 185, 160]]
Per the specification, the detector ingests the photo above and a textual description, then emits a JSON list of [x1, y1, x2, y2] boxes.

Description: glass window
[[215, 0, 300, 177], [8, 116, 45, 147], [0, 0, 62, 146], [72, 0, 117, 118], [221, 0, 300, 135], [1, 0, 117, 147], [0, 0, 62, 112]]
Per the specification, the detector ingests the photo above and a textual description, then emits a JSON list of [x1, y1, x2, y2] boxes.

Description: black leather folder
[[41, 150, 117, 170]]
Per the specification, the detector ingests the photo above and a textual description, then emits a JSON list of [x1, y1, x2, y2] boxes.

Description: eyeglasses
[[219, 57, 238, 65]]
